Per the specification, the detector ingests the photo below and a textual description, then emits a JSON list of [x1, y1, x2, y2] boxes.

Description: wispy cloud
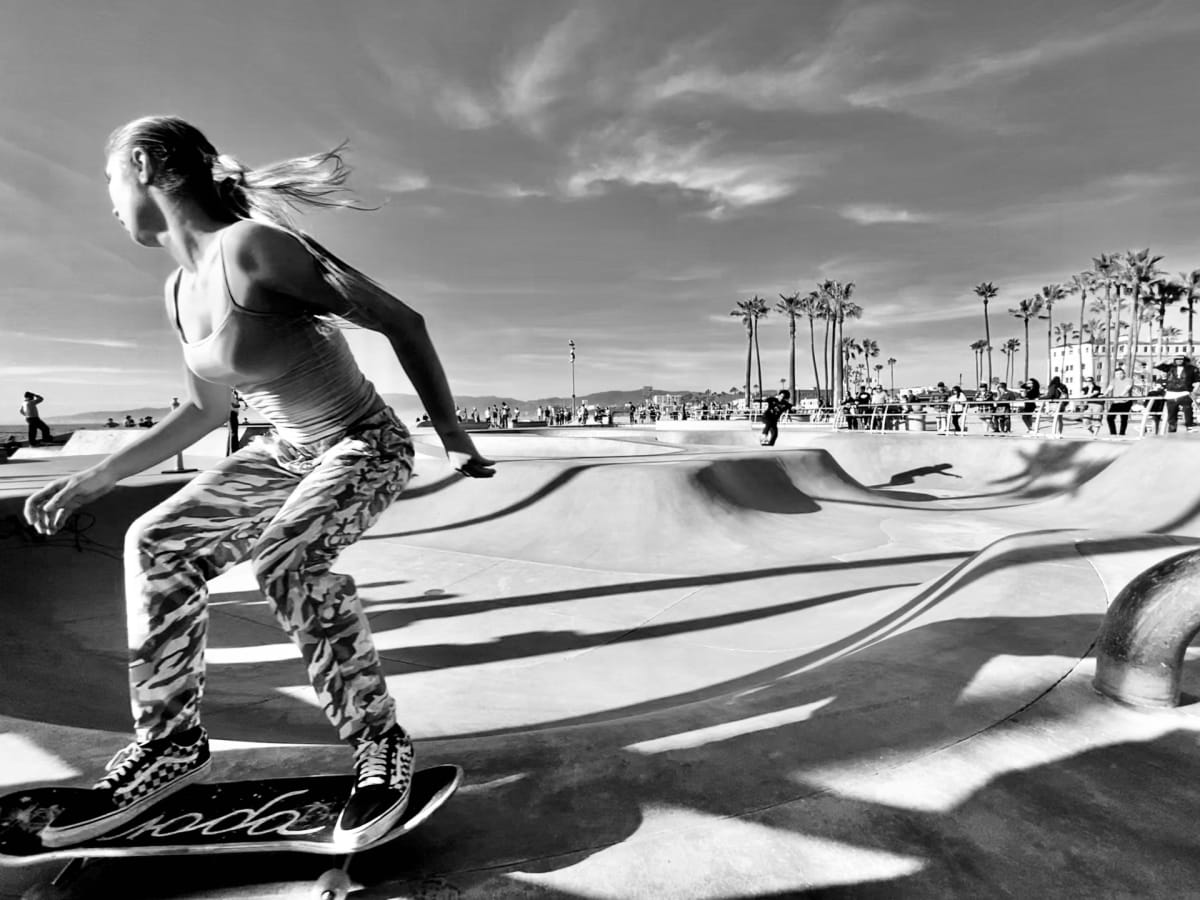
[[988, 169, 1195, 229], [632, 4, 908, 114], [850, 5, 1200, 113], [433, 83, 499, 131], [839, 204, 936, 225], [564, 125, 820, 213], [6, 332, 138, 349], [501, 6, 604, 133], [379, 171, 431, 193]]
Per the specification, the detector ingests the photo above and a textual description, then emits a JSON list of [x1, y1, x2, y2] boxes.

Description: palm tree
[[1122, 248, 1165, 375], [1036, 284, 1065, 382], [1001, 337, 1021, 384], [776, 292, 803, 399], [820, 280, 858, 408], [1092, 253, 1122, 382], [1179, 269, 1200, 357], [796, 290, 824, 402], [1146, 279, 1182, 369], [860, 338, 880, 386], [819, 292, 833, 405], [1067, 272, 1093, 389], [748, 295, 769, 404], [1082, 317, 1103, 378], [969, 339, 987, 385], [1009, 298, 1042, 382], [886, 356, 897, 392], [841, 335, 863, 394], [1053, 321, 1076, 347], [974, 281, 998, 384], [729, 299, 756, 406]]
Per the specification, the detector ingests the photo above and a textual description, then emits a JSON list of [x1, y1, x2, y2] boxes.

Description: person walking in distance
[[24, 116, 495, 849], [20, 391, 53, 446], [758, 389, 793, 446]]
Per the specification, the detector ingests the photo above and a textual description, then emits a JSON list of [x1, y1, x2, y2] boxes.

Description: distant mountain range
[[45, 388, 727, 423]]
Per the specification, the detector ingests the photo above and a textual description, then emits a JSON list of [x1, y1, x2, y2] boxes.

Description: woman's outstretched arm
[[225, 220, 494, 477]]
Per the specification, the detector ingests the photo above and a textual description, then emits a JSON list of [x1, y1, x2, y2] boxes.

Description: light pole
[[569, 339, 576, 424]]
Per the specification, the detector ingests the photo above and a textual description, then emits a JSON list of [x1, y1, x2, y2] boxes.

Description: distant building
[[651, 393, 682, 407], [1050, 339, 1194, 394]]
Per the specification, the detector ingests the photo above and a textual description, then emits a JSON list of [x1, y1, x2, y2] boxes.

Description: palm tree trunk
[[1046, 309, 1053, 383], [983, 301, 993, 385], [808, 315, 821, 402], [1104, 284, 1113, 382], [1188, 294, 1196, 357], [1126, 286, 1139, 377], [1078, 292, 1086, 380], [833, 313, 844, 409], [1024, 320, 1031, 381], [753, 317, 764, 405], [744, 326, 753, 408], [788, 315, 797, 399], [821, 317, 829, 406]]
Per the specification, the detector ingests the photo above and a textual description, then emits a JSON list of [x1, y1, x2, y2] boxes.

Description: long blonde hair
[[107, 115, 392, 323]]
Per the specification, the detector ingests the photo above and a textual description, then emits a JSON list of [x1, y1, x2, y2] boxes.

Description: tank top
[[173, 230, 383, 446]]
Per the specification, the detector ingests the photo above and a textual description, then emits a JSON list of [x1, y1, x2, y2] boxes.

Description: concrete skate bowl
[[10, 434, 1200, 898], [3, 434, 1184, 751]]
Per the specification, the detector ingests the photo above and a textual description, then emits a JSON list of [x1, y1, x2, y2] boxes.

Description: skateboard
[[0, 764, 462, 900]]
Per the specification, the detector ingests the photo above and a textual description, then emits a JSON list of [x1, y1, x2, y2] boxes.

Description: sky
[[5, 0, 1200, 414]]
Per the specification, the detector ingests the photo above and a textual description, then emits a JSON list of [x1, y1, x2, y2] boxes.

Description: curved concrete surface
[[3, 430, 1200, 898]]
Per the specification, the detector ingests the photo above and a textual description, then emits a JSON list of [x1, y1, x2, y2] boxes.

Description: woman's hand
[[440, 429, 496, 478], [23, 467, 119, 535]]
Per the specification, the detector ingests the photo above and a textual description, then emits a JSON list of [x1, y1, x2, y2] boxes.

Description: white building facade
[[1049, 340, 1195, 394]]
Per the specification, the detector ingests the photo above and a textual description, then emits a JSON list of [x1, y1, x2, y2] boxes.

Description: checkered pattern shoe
[[333, 725, 414, 848], [40, 726, 211, 848]]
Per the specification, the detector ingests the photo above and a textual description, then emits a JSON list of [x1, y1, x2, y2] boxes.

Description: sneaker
[[40, 726, 211, 848], [333, 726, 414, 848]]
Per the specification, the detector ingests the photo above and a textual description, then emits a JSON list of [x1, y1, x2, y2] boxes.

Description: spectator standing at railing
[[1080, 377, 1104, 434], [841, 394, 860, 430], [1104, 367, 1133, 435], [1143, 376, 1165, 435], [973, 383, 994, 432], [1154, 355, 1200, 433], [1044, 376, 1069, 437], [1019, 378, 1041, 433], [947, 385, 968, 433], [993, 382, 1016, 433]]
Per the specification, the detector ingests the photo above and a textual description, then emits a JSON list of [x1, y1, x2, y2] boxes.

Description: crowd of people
[[839, 354, 1200, 437], [104, 415, 157, 428]]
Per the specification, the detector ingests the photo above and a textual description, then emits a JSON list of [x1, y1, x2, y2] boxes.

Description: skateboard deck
[[0, 764, 461, 865]]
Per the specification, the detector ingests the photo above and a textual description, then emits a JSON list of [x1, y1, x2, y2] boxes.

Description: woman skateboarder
[[23, 116, 495, 848]]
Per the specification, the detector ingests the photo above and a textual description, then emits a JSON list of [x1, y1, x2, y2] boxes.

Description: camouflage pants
[[124, 407, 414, 744]]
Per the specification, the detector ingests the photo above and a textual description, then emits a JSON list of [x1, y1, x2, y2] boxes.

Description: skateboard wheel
[[22, 885, 72, 900], [313, 868, 353, 900]]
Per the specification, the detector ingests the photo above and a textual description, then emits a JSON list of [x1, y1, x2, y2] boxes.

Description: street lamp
[[569, 339, 576, 424]]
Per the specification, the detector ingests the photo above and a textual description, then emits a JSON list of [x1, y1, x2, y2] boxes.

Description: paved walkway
[[3, 428, 1200, 898]]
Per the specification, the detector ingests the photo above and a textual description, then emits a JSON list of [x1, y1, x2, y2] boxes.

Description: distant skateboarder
[[19, 392, 52, 446], [23, 115, 495, 850], [759, 389, 793, 446]]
